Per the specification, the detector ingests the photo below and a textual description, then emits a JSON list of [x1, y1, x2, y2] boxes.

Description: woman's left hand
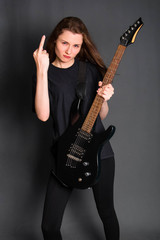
[[97, 81, 114, 101]]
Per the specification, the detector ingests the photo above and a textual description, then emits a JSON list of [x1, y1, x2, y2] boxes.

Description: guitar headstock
[[120, 17, 144, 47]]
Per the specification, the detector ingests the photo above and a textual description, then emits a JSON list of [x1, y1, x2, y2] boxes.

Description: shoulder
[[86, 61, 103, 81], [85, 61, 103, 84], [86, 61, 99, 74], [48, 63, 55, 79]]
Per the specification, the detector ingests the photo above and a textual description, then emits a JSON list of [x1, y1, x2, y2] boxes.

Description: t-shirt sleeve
[[96, 68, 103, 85], [84, 64, 103, 108]]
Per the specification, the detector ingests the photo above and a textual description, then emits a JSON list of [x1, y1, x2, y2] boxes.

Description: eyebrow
[[60, 39, 82, 45]]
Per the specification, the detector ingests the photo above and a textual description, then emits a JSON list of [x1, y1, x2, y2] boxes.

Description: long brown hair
[[46, 17, 107, 76]]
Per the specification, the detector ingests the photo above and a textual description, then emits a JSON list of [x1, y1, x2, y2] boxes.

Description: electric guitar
[[53, 18, 144, 189]]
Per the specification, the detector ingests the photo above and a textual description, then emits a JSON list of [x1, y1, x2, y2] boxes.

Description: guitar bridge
[[66, 129, 93, 168], [66, 144, 84, 168]]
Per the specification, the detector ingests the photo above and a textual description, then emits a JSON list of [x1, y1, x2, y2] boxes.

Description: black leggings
[[41, 157, 120, 240]]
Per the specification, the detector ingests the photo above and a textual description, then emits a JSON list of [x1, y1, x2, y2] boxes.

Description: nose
[[65, 45, 72, 55]]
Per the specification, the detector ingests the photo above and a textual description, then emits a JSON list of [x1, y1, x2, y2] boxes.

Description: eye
[[74, 44, 80, 48], [62, 41, 68, 45]]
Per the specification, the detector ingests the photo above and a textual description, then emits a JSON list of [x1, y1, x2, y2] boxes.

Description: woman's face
[[54, 30, 83, 68]]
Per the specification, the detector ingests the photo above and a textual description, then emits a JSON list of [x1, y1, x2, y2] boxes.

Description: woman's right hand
[[33, 35, 49, 72]]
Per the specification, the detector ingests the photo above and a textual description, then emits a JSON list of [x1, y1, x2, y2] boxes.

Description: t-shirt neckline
[[51, 59, 77, 71]]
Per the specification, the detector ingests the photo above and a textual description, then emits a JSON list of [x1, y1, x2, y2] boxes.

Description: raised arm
[[33, 35, 50, 121], [97, 81, 114, 120]]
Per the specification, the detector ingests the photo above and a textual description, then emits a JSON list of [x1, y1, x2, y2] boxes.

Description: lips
[[63, 55, 71, 59]]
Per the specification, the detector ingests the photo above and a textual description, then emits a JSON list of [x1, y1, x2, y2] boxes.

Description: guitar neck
[[81, 44, 126, 133]]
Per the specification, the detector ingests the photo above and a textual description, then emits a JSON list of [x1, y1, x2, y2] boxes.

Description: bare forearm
[[99, 101, 109, 120], [33, 35, 50, 121], [35, 70, 50, 121], [97, 82, 114, 120]]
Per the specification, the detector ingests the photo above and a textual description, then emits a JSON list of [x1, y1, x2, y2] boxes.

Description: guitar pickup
[[67, 154, 82, 162]]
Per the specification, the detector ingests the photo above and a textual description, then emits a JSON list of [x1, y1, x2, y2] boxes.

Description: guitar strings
[[66, 46, 125, 168], [66, 129, 91, 168]]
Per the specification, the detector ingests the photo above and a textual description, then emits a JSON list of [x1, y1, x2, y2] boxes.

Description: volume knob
[[83, 162, 89, 166], [85, 172, 91, 177]]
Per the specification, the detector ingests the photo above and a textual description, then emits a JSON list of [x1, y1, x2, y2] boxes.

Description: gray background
[[0, 0, 160, 239]]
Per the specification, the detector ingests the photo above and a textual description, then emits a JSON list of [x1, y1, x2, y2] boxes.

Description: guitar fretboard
[[81, 45, 126, 133]]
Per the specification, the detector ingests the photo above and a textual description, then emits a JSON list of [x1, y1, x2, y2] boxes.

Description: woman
[[33, 16, 119, 240]]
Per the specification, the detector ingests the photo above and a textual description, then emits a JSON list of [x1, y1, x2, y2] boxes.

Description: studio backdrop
[[0, 0, 160, 240]]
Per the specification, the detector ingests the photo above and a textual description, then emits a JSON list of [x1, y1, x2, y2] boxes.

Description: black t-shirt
[[32, 59, 114, 159]]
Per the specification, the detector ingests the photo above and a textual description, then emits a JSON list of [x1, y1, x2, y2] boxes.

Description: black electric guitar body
[[54, 117, 115, 189], [53, 18, 144, 189]]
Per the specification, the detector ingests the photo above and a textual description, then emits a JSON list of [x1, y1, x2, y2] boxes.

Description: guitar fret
[[103, 46, 126, 86], [82, 45, 126, 133]]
